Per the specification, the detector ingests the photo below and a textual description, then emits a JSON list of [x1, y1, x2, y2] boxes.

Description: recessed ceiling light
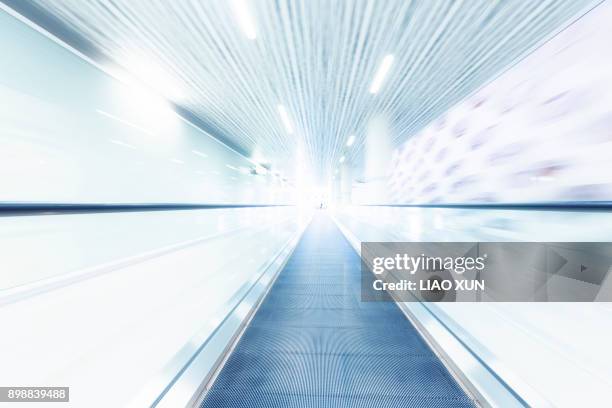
[[346, 135, 355, 147], [230, 0, 257, 40], [277, 105, 294, 134], [369, 54, 394, 94], [339, 156, 345, 163]]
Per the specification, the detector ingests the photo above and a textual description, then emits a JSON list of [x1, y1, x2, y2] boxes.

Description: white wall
[[0, 9, 293, 205]]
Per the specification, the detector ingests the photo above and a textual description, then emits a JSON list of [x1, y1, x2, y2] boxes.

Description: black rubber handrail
[[364, 202, 612, 212], [0, 203, 292, 216]]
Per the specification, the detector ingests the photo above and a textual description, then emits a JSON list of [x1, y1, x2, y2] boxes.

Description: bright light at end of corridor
[[369, 54, 394, 94], [231, 0, 257, 40]]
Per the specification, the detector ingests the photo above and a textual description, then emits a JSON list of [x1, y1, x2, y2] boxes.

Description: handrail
[[362, 202, 612, 212], [0, 217, 294, 306], [147, 221, 307, 408], [0, 202, 293, 216], [332, 215, 534, 408]]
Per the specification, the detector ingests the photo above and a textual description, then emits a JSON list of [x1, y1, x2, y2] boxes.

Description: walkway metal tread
[[201, 213, 475, 407], [203, 390, 476, 408]]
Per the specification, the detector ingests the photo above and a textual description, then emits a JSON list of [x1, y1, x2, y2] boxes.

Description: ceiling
[[5, 0, 601, 181]]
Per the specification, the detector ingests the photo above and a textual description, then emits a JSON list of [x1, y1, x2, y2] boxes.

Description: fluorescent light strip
[[277, 105, 294, 134], [231, 0, 257, 40], [369, 54, 394, 94]]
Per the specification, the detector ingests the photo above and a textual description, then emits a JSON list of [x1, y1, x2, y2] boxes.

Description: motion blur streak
[[1, 1, 612, 408], [4, 0, 601, 179]]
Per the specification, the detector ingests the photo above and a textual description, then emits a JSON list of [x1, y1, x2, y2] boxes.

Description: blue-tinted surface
[[201, 212, 475, 407]]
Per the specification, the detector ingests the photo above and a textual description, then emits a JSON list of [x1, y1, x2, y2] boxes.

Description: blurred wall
[[360, 2, 612, 204], [334, 206, 612, 407], [0, 10, 293, 205]]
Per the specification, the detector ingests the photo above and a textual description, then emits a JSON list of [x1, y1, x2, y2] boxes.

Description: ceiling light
[[230, 0, 257, 40], [369, 54, 394, 94], [346, 135, 355, 147], [277, 105, 294, 134], [339, 156, 345, 163]]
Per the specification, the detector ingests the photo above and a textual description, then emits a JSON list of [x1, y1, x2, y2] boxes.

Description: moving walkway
[[201, 213, 475, 407]]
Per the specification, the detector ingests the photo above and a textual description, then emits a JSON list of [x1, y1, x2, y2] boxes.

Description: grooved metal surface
[[201, 213, 475, 407]]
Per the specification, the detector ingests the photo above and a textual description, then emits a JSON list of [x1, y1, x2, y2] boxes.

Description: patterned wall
[[387, 2, 612, 204]]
